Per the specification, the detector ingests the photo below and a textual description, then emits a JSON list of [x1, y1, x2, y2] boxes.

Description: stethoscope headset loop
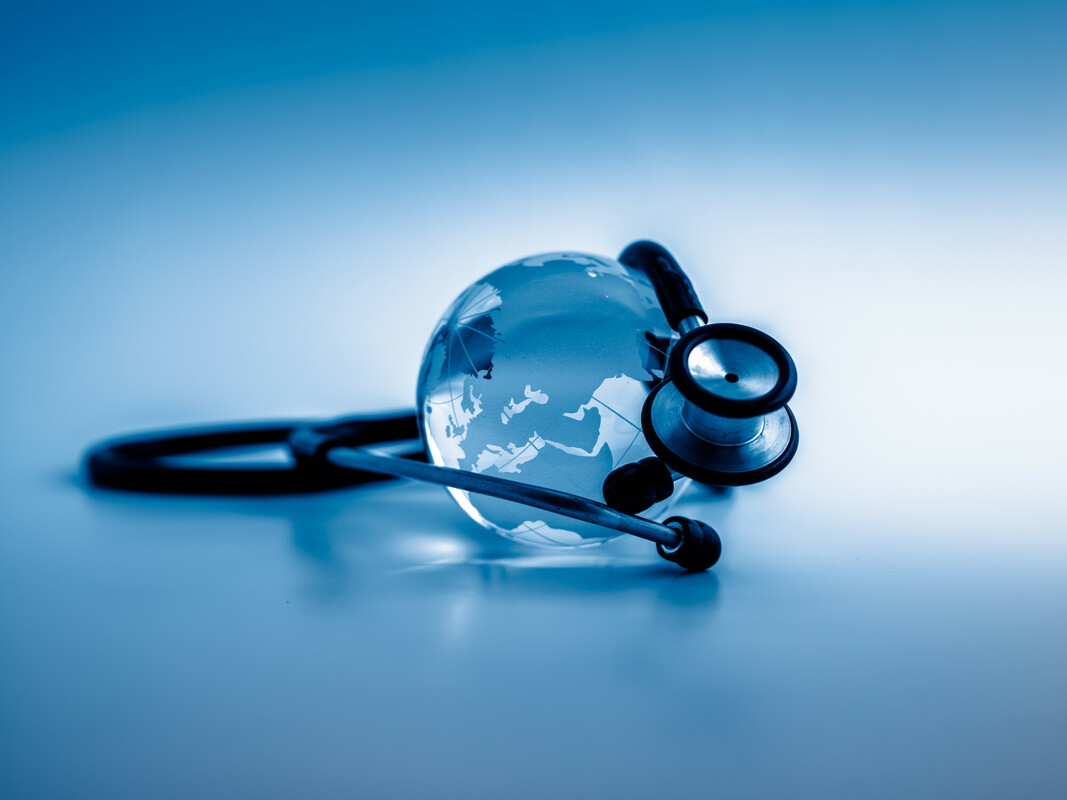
[[84, 241, 798, 572], [84, 413, 423, 495]]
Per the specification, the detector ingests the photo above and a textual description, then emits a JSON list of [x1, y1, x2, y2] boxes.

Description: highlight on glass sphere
[[417, 252, 683, 547]]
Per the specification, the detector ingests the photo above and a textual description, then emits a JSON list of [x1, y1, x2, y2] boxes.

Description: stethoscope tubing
[[84, 412, 422, 495], [324, 446, 682, 549], [84, 411, 680, 546]]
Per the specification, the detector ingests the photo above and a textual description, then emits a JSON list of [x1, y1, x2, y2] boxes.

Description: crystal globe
[[417, 252, 682, 547]]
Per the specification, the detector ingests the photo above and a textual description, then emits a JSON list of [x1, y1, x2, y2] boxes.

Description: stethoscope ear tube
[[320, 444, 718, 571], [618, 240, 707, 331], [84, 411, 722, 571], [84, 413, 422, 495]]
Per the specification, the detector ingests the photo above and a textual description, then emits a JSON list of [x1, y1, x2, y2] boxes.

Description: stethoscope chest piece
[[642, 322, 799, 486]]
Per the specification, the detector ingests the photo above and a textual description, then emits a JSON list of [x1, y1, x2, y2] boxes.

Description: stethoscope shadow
[[76, 471, 735, 618]]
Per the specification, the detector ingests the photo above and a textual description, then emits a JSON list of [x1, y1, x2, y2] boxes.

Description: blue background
[[1, 1, 1065, 797]]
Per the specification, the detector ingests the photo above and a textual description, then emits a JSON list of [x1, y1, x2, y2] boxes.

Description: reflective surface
[[418, 253, 676, 546]]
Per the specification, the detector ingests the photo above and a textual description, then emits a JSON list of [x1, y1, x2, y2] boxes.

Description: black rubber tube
[[618, 240, 706, 331], [83, 412, 422, 495]]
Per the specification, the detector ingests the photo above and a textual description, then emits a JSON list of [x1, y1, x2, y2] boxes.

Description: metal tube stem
[[327, 447, 682, 548], [677, 315, 705, 335]]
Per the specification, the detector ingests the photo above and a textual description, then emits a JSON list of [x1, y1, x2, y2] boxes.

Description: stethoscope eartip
[[658, 516, 722, 571], [602, 456, 674, 513]]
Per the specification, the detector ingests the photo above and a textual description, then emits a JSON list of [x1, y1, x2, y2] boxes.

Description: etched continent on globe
[[416, 252, 677, 547]]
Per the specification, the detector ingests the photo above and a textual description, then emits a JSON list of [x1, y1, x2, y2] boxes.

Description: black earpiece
[[602, 457, 674, 514]]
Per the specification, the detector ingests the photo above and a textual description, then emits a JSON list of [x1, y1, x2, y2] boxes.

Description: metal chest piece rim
[[641, 322, 799, 486]]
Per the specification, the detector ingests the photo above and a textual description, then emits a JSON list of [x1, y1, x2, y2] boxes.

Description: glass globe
[[417, 252, 680, 547]]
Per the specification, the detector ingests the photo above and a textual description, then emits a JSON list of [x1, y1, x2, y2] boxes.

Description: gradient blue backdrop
[[1, 2, 1065, 798]]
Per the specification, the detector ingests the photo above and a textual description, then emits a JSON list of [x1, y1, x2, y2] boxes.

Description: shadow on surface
[[74, 469, 724, 612]]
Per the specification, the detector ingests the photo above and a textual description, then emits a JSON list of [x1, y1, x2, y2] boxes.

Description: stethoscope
[[84, 241, 798, 572]]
